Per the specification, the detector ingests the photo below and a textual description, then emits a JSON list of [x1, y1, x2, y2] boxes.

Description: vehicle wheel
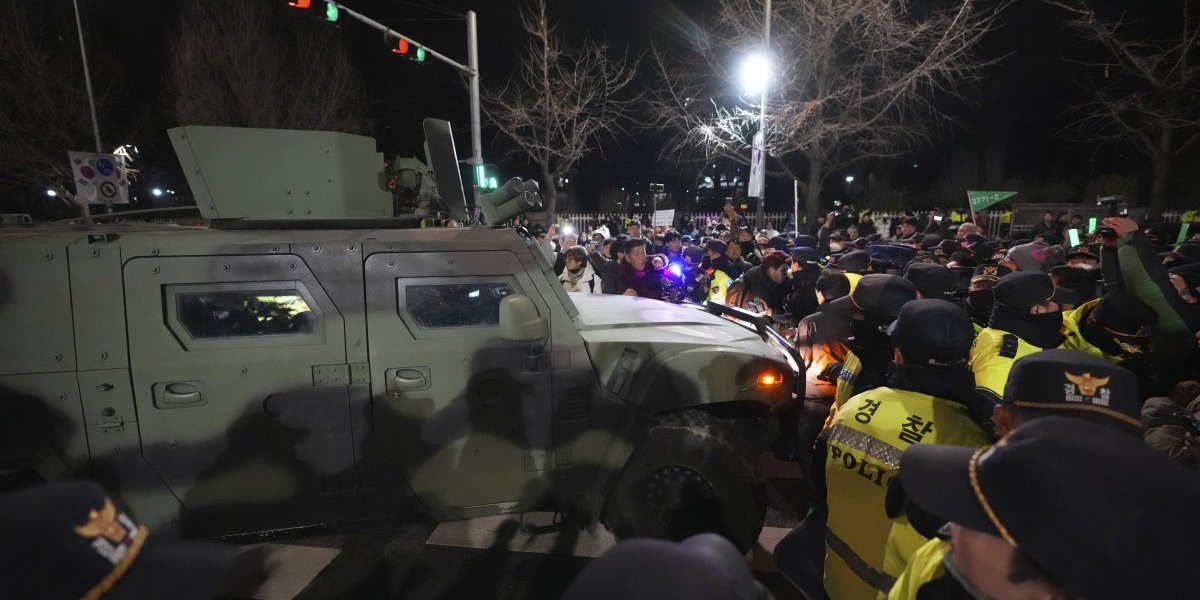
[[603, 410, 766, 552]]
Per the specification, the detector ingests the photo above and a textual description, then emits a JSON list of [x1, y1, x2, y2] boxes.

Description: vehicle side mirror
[[499, 294, 547, 341]]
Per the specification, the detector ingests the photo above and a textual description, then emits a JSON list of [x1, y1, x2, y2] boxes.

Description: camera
[[1096, 194, 1126, 218]]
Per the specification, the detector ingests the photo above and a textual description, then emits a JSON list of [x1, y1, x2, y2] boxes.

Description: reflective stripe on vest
[[834, 351, 863, 408], [827, 528, 897, 594]]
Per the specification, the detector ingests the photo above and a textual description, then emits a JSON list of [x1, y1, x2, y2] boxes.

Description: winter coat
[[590, 252, 620, 295], [1143, 381, 1200, 471], [559, 262, 603, 294]]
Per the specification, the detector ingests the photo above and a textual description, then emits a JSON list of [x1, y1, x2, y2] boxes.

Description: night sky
[[27, 0, 1200, 212]]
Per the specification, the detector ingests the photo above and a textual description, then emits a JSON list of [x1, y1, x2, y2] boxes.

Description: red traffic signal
[[288, 0, 312, 7], [391, 37, 426, 62]]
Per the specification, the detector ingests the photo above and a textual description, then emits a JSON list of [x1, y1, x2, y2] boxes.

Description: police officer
[[963, 264, 1011, 333], [970, 272, 1065, 407], [1060, 290, 1158, 376], [896, 416, 1200, 600], [831, 274, 920, 410], [822, 300, 990, 600], [701, 240, 739, 304], [887, 350, 1145, 600]]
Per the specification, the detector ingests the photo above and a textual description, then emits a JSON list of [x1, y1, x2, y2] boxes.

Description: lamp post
[[738, 0, 772, 229]]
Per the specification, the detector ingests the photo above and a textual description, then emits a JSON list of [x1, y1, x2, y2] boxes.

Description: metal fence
[[557, 209, 1188, 240]]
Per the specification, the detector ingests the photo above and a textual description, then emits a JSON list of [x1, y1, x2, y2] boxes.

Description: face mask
[[850, 318, 891, 349], [942, 550, 1002, 600], [830, 242, 845, 253], [966, 290, 994, 320], [1027, 309, 1064, 332]]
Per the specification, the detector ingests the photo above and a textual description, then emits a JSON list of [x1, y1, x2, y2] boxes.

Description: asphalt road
[[217, 454, 812, 600]]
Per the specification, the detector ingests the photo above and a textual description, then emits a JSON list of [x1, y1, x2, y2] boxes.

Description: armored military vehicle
[[0, 120, 800, 551]]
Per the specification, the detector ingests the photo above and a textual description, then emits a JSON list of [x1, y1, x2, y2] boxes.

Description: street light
[[46, 189, 58, 197], [152, 188, 163, 197], [845, 176, 855, 184], [737, 51, 773, 97]]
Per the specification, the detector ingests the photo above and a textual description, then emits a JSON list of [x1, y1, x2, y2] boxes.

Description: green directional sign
[[968, 190, 1018, 212]]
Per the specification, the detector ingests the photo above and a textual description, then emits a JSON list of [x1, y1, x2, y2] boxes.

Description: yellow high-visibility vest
[[824, 387, 990, 600]]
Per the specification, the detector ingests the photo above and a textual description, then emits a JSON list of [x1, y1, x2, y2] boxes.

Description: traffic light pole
[[331, 3, 483, 170]]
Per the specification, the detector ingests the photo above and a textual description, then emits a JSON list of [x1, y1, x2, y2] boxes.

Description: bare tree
[[1044, 0, 1200, 218], [0, 1, 119, 203], [481, 0, 640, 221], [645, 0, 1002, 229], [169, 0, 367, 133]]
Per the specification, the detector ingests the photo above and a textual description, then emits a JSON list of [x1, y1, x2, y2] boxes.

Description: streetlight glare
[[46, 189, 58, 197], [845, 175, 855, 183], [738, 52, 773, 96], [152, 188, 163, 197]]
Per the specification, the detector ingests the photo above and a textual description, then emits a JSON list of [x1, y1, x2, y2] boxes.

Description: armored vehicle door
[[364, 250, 554, 513], [123, 254, 356, 536]]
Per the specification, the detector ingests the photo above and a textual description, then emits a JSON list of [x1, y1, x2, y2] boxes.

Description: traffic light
[[288, 0, 338, 23], [475, 164, 501, 190], [391, 37, 426, 62]]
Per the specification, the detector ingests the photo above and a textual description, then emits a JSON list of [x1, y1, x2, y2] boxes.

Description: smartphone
[[1176, 410, 1200, 436], [1088, 217, 1098, 234]]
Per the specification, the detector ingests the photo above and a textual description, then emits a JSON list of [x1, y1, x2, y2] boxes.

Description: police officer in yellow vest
[[969, 272, 1066, 408], [1060, 290, 1158, 376], [824, 299, 990, 600], [701, 240, 738, 304], [831, 275, 920, 411], [887, 350, 1146, 600], [963, 264, 1012, 334]]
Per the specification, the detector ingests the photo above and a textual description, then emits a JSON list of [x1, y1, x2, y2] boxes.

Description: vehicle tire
[[603, 410, 766, 552]]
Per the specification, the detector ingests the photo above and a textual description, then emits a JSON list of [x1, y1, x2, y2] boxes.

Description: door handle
[[393, 370, 428, 390], [153, 381, 207, 409]]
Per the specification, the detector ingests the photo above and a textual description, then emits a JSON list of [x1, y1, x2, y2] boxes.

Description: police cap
[[932, 239, 960, 258], [765, 236, 790, 253], [1089, 290, 1157, 353], [0, 480, 239, 600], [834, 250, 872, 274], [703, 239, 727, 255], [846, 273, 918, 322], [1001, 349, 1141, 432], [992, 272, 1056, 313], [887, 299, 973, 367], [794, 234, 817, 249], [970, 263, 1011, 285], [791, 246, 820, 266], [903, 263, 957, 301], [899, 416, 1200, 600]]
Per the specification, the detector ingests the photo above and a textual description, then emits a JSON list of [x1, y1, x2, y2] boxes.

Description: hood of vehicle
[[569, 294, 763, 345]]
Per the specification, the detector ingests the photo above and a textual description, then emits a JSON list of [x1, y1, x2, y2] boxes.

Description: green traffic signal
[[415, 47, 426, 62], [325, 1, 339, 21]]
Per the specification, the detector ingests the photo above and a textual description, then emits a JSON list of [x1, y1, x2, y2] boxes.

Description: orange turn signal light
[[758, 373, 782, 388]]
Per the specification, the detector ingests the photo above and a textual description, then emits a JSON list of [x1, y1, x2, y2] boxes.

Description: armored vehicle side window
[[404, 281, 515, 329], [176, 289, 316, 338]]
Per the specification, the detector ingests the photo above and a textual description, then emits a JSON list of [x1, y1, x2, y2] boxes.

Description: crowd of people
[[538, 202, 1200, 600], [7, 202, 1199, 600]]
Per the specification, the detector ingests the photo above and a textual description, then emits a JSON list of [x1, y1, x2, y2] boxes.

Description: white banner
[[747, 131, 765, 198], [653, 209, 675, 227], [69, 151, 129, 204]]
